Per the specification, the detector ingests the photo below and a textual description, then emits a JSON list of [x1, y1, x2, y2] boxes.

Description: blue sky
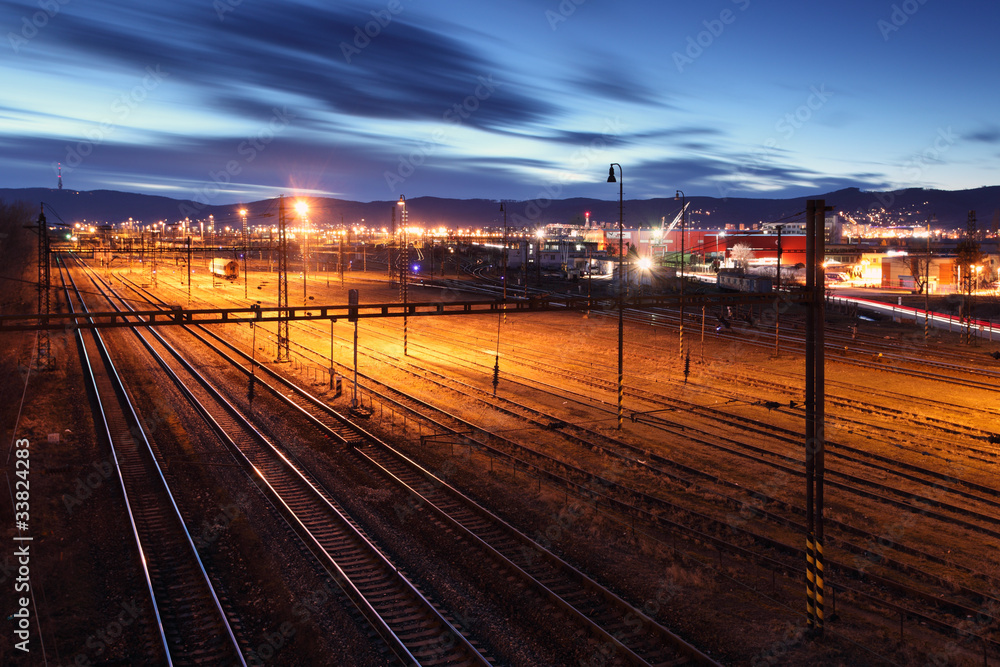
[[2, 0, 998, 204]]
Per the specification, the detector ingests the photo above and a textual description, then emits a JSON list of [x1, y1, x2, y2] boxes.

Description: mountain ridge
[[2, 186, 998, 231]]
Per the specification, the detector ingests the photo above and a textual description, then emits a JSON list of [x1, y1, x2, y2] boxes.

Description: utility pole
[[500, 203, 508, 324], [339, 234, 345, 286], [963, 211, 979, 345], [775, 224, 783, 357], [186, 236, 192, 305], [33, 205, 52, 370], [536, 234, 542, 286], [277, 196, 290, 362], [302, 222, 308, 305], [151, 230, 158, 289], [398, 196, 409, 356], [523, 241, 528, 296], [925, 217, 932, 341], [349, 289, 359, 407], [389, 206, 396, 284], [805, 199, 830, 635], [675, 191, 686, 358], [241, 208, 248, 299]]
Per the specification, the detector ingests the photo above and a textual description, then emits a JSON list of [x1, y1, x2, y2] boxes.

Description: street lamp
[[608, 163, 624, 430], [495, 202, 509, 395], [239, 208, 248, 299], [674, 190, 686, 358]]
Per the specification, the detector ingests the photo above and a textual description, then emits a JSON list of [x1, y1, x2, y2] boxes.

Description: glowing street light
[[239, 208, 249, 299], [296, 201, 310, 305]]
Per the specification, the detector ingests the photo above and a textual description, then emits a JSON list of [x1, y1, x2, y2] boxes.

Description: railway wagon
[[210, 258, 239, 281], [717, 271, 772, 293]]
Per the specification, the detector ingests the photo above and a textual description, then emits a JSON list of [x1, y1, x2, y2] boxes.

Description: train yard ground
[[3, 245, 1000, 665]]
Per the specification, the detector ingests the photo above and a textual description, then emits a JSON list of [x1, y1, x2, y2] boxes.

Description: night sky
[[2, 0, 998, 204]]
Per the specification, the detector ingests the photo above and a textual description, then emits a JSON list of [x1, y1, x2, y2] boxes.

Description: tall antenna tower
[[57, 163, 63, 190]]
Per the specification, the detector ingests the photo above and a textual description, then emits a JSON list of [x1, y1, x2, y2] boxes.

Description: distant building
[[760, 212, 841, 243]]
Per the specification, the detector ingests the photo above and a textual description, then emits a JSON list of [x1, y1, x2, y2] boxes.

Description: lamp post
[[608, 163, 624, 430], [295, 201, 309, 305], [240, 208, 248, 299], [674, 190, 686, 358], [493, 203, 510, 395]]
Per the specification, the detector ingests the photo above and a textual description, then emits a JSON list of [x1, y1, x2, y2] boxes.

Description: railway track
[[267, 301, 1000, 657], [99, 260, 1000, 662], [102, 259, 720, 666], [71, 257, 492, 667], [59, 260, 248, 666]]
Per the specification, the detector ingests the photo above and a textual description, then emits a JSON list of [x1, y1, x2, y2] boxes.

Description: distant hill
[[2, 186, 998, 231]]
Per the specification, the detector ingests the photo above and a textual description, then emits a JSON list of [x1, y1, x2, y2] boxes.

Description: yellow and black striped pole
[[814, 535, 824, 630], [806, 533, 816, 628]]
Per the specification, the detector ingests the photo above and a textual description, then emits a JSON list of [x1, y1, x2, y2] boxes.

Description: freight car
[[717, 271, 772, 293], [210, 258, 239, 281]]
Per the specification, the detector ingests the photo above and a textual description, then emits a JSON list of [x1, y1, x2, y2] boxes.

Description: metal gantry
[[0, 290, 814, 332]]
